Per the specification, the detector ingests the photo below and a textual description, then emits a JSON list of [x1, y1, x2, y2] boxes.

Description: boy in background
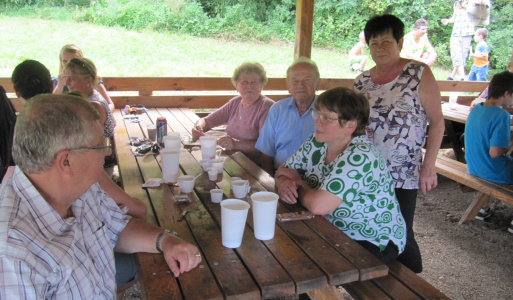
[[468, 28, 490, 81]]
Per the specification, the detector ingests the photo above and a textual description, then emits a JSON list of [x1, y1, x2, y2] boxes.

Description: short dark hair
[[364, 14, 405, 44], [11, 60, 52, 100], [314, 87, 369, 137], [487, 71, 513, 100], [414, 18, 428, 29]]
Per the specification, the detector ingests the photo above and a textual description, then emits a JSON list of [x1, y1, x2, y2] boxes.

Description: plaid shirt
[[0, 167, 130, 299], [452, 1, 475, 37]]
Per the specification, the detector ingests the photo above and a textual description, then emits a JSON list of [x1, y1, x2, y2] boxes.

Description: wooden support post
[[294, 0, 314, 60]]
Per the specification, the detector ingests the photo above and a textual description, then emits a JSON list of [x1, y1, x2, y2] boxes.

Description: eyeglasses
[[238, 80, 261, 87], [311, 110, 342, 124], [67, 138, 112, 155]]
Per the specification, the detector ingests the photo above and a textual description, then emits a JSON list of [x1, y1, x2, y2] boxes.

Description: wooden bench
[[435, 155, 513, 225], [342, 260, 450, 300]]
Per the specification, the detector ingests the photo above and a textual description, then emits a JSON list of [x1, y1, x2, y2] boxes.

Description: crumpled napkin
[[142, 178, 162, 188]]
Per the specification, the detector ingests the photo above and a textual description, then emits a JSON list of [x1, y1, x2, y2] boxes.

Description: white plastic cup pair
[[200, 136, 218, 159], [177, 175, 195, 193], [161, 149, 180, 183], [232, 179, 250, 198], [220, 192, 279, 248]]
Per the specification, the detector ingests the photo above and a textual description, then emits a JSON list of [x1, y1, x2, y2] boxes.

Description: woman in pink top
[[192, 62, 274, 162]]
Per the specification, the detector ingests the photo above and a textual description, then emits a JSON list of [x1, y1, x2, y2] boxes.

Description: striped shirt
[[0, 167, 130, 299]]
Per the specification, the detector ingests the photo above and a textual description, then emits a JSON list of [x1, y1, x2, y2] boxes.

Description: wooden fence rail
[[0, 77, 489, 112]]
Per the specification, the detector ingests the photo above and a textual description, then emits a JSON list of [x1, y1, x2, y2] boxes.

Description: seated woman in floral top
[[275, 87, 406, 263]]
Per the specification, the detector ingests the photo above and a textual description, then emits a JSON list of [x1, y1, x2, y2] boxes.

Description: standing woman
[[63, 58, 117, 176], [354, 14, 444, 273], [53, 44, 115, 112]]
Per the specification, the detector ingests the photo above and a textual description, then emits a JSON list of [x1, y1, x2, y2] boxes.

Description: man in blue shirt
[[256, 57, 320, 175]]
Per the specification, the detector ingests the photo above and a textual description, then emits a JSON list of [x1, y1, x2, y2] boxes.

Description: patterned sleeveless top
[[89, 90, 116, 138], [354, 60, 427, 190]]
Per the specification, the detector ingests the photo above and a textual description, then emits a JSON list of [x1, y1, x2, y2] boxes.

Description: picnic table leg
[[459, 193, 491, 225]]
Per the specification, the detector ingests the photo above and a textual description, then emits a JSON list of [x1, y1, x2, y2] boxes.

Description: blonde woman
[[53, 44, 114, 111]]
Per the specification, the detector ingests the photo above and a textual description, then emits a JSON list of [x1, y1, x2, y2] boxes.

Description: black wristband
[[155, 229, 178, 253]]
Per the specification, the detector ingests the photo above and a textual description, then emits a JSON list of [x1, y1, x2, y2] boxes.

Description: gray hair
[[286, 56, 320, 79], [231, 62, 268, 87], [13, 93, 100, 174]]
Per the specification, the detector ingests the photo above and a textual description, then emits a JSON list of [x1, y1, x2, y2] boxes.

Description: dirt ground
[[122, 150, 513, 300]]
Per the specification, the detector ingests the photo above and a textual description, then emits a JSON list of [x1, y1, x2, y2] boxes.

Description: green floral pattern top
[[284, 135, 406, 252]]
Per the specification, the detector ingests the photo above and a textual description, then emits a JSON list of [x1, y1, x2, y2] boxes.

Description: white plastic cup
[[230, 177, 241, 190], [211, 158, 225, 174], [232, 179, 250, 198], [200, 136, 218, 159], [178, 175, 195, 193], [200, 158, 212, 172], [449, 92, 458, 110], [164, 135, 181, 151], [161, 149, 180, 183], [147, 124, 157, 141], [251, 192, 279, 240], [210, 189, 224, 203], [221, 199, 250, 248], [207, 167, 218, 181]]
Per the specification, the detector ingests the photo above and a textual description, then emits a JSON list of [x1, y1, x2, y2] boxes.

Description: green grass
[[0, 15, 453, 80]]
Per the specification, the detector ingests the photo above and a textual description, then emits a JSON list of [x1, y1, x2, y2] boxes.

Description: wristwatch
[[155, 229, 178, 253]]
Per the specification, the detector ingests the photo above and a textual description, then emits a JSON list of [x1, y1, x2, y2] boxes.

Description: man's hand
[[161, 234, 202, 277]]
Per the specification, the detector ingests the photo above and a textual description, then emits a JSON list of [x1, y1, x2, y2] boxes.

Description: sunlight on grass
[[0, 16, 452, 80]]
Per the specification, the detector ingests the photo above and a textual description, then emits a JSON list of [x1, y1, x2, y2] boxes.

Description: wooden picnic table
[[113, 107, 389, 299]]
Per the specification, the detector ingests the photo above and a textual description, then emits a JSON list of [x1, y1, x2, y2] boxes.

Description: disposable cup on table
[[221, 199, 250, 248], [210, 188, 224, 203], [178, 175, 195, 193], [207, 167, 218, 181], [251, 192, 279, 240], [146, 124, 157, 142], [161, 149, 180, 183], [200, 158, 212, 172], [229, 177, 241, 190], [211, 158, 225, 174], [200, 136, 218, 159], [164, 135, 181, 151], [449, 92, 459, 110], [232, 179, 250, 198]]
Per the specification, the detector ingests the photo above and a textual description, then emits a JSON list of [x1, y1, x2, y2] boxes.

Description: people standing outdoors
[[354, 14, 445, 273], [442, 0, 475, 80], [468, 28, 490, 81], [464, 71, 513, 230], [0, 94, 200, 298], [53, 44, 115, 112], [275, 87, 407, 264], [400, 18, 437, 67], [255, 57, 319, 176], [348, 31, 369, 73], [192, 62, 274, 164]]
